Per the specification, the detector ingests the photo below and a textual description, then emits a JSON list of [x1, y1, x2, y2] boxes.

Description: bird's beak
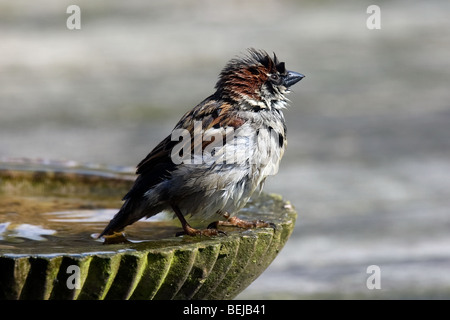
[[284, 71, 305, 88]]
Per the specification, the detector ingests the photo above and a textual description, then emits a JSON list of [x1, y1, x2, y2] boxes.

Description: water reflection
[[0, 193, 181, 254], [0, 222, 56, 242], [45, 209, 118, 223]]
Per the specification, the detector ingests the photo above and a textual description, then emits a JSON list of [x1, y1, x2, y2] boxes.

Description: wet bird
[[99, 49, 304, 239]]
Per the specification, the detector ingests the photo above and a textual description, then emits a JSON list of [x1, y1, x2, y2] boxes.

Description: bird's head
[[215, 48, 304, 110]]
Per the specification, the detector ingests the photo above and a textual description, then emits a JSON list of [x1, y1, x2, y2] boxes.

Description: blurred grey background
[[1, 0, 450, 298]]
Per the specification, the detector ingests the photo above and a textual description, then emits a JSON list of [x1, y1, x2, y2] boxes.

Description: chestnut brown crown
[[214, 48, 304, 109]]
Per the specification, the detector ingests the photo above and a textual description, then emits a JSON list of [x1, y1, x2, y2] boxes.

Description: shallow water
[[0, 191, 179, 254], [0, 170, 289, 258]]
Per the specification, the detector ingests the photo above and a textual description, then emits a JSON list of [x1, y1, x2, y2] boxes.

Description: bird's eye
[[270, 73, 280, 82]]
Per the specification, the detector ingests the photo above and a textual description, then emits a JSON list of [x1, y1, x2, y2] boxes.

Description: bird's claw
[[176, 225, 227, 237]]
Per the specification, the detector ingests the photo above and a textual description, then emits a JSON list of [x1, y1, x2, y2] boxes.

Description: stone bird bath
[[0, 159, 296, 300]]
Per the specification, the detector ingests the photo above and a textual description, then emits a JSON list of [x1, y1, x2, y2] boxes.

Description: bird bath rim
[[0, 158, 297, 299]]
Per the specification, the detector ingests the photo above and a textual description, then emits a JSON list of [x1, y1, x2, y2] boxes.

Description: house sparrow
[[99, 49, 304, 239]]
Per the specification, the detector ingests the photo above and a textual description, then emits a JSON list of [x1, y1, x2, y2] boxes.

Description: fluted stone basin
[[0, 159, 296, 300]]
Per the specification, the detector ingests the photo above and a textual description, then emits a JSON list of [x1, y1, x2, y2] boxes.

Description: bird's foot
[[208, 216, 276, 230], [176, 224, 226, 237]]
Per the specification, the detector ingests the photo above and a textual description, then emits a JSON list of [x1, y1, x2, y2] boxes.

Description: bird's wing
[[125, 97, 247, 200], [122, 134, 176, 200]]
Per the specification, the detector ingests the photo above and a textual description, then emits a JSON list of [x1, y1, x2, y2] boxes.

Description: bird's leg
[[208, 212, 276, 230], [171, 204, 225, 237]]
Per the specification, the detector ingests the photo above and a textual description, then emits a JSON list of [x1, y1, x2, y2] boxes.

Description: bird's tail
[[98, 197, 146, 238]]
